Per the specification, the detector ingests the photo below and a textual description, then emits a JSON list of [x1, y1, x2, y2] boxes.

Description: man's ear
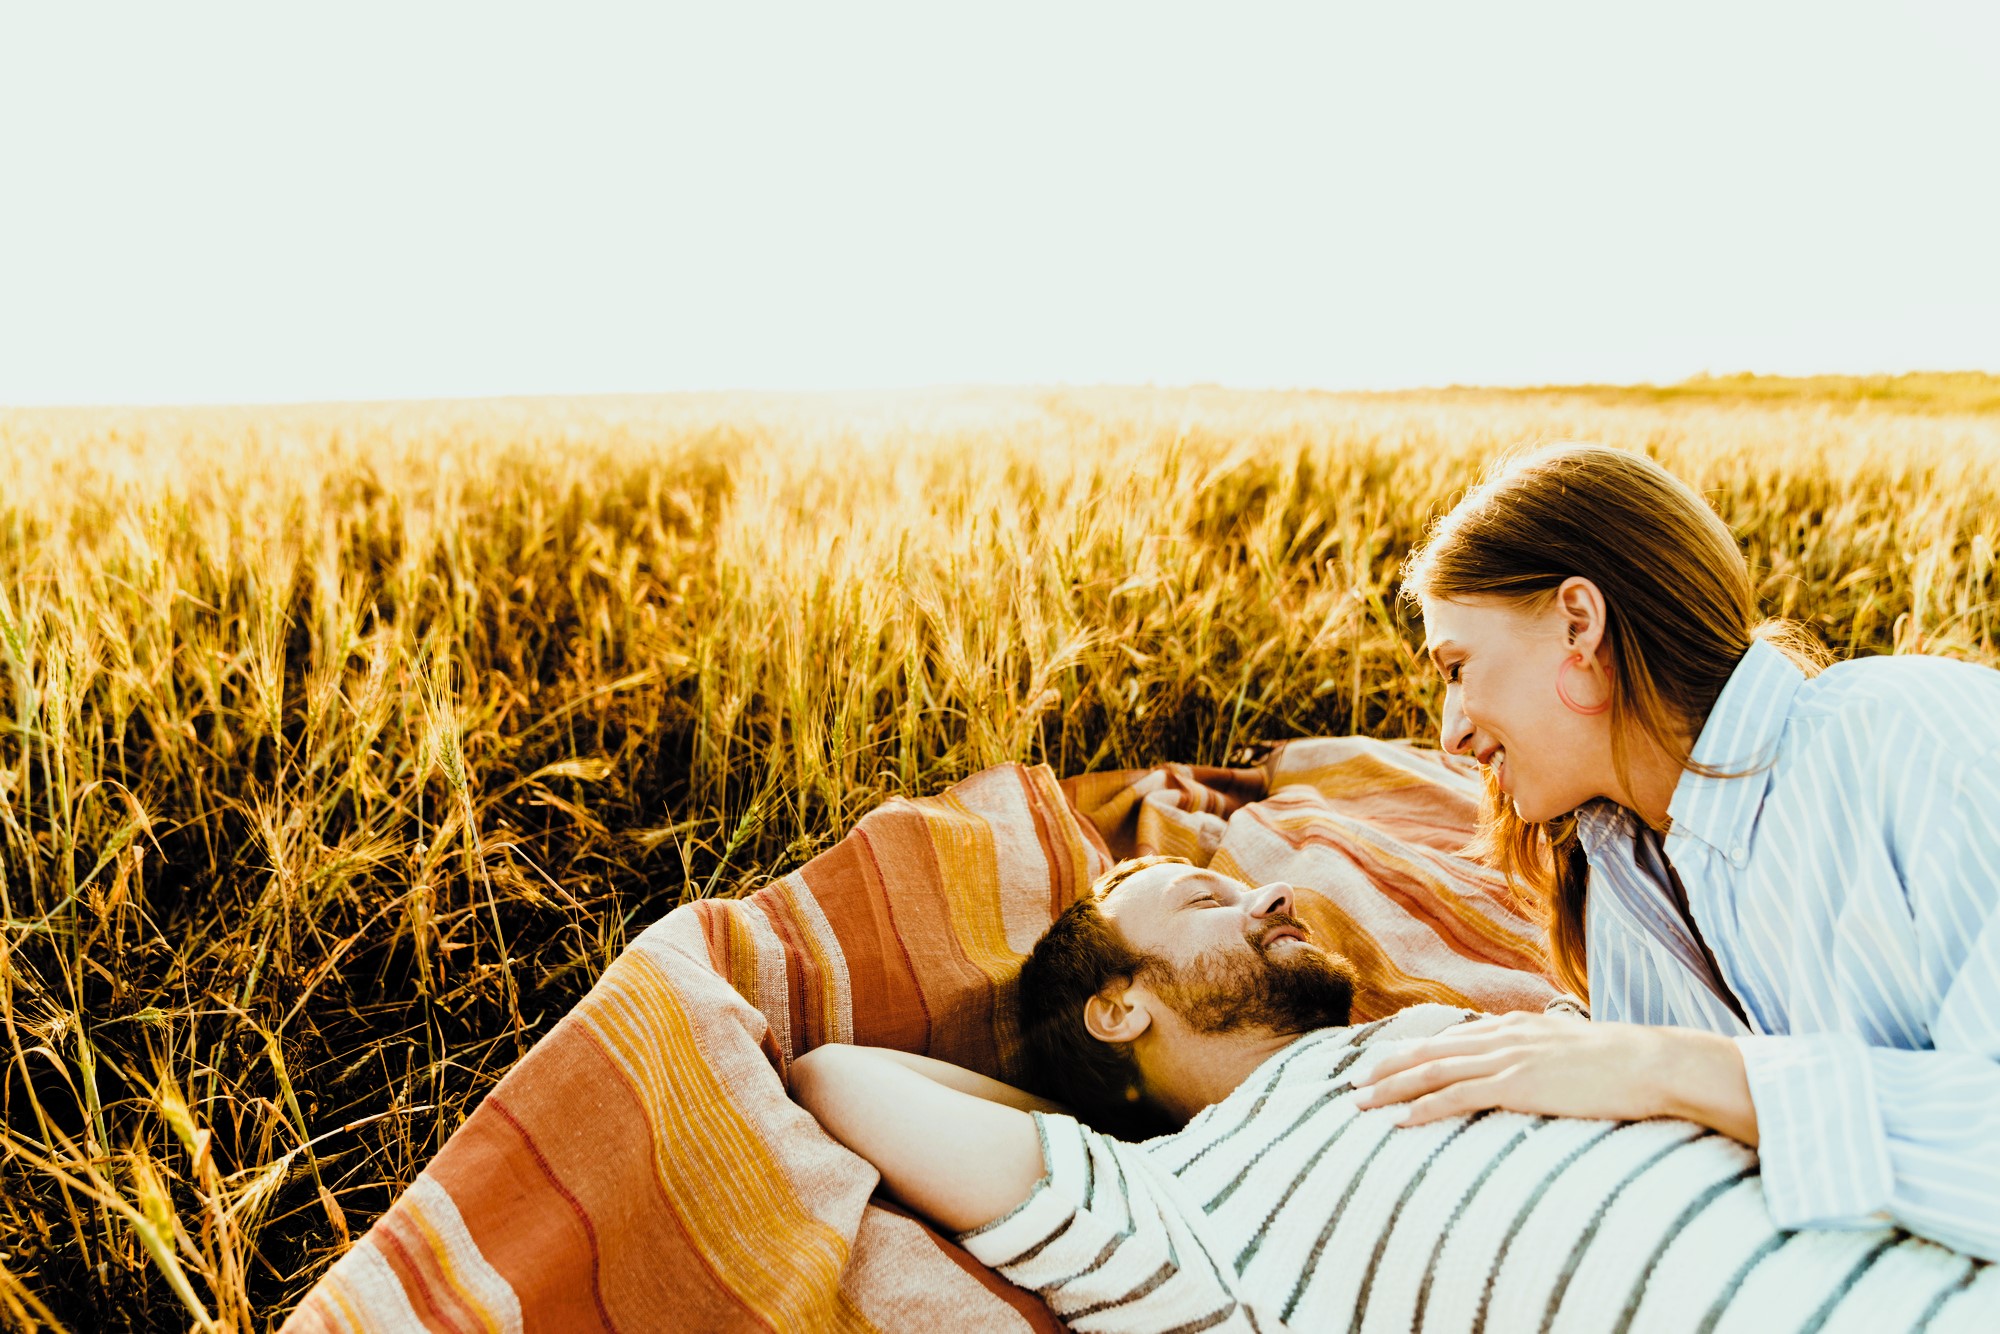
[[1553, 576, 1610, 666], [1083, 980, 1152, 1045]]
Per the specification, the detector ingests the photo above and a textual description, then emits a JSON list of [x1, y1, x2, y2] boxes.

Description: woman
[[1352, 442, 2000, 1262]]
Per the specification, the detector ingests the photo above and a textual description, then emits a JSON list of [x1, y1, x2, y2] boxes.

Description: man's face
[[1098, 863, 1353, 1036]]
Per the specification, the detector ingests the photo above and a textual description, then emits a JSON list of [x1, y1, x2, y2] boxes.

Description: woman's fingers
[[1352, 1014, 1602, 1124], [1357, 1027, 1511, 1085], [1354, 1052, 1506, 1109], [1393, 1075, 1508, 1127]]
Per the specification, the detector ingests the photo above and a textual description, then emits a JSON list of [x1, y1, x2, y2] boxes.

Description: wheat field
[[2, 380, 1998, 1330]]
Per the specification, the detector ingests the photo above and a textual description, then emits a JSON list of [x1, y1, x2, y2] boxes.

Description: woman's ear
[[1554, 576, 1609, 665], [1083, 981, 1152, 1045]]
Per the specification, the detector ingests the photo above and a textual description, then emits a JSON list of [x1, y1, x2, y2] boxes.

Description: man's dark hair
[[1018, 855, 1358, 1138], [1016, 857, 1184, 1139]]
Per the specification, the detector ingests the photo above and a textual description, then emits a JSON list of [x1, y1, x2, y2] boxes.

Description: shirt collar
[[1664, 637, 1805, 862], [1572, 797, 1633, 858]]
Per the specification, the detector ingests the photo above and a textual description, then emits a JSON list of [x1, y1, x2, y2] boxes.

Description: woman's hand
[[1351, 1011, 1760, 1146]]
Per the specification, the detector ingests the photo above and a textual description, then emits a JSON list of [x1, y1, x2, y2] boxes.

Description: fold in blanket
[[284, 737, 1561, 1332]]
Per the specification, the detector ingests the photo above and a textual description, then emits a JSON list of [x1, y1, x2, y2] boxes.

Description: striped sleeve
[[1735, 745, 2000, 1262], [956, 1113, 1259, 1333]]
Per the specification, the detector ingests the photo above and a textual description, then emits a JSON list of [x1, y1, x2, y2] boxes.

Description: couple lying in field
[[795, 443, 2000, 1329], [285, 440, 1998, 1332]]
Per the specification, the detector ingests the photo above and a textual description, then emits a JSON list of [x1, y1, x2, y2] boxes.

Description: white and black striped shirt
[[1576, 638, 2000, 1260], [957, 1005, 1995, 1333]]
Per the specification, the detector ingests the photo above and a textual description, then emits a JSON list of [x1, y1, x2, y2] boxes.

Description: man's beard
[[1140, 917, 1355, 1036]]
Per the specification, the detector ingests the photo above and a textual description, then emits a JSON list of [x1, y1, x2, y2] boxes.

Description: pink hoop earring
[[1556, 655, 1611, 716]]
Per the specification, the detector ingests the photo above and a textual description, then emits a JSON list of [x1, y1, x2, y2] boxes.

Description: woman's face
[[1418, 586, 1615, 823]]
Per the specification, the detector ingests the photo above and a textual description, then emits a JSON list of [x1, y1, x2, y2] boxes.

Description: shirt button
[[1730, 847, 1748, 867]]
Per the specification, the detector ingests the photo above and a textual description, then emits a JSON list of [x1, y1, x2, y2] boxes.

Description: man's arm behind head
[[789, 1044, 1047, 1235]]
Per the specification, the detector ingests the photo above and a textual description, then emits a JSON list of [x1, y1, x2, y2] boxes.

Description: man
[[790, 858, 1994, 1332]]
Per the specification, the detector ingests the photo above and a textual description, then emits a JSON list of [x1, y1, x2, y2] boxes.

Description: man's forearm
[[866, 1046, 1070, 1114], [791, 1044, 1047, 1234]]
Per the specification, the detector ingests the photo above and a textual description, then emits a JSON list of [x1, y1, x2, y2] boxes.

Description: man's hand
[[790, 1044, 1048, 1234], [1350, 1012, 1760, 1146]]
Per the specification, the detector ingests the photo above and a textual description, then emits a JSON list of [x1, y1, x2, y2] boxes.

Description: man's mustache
[[1250, 913, 1313, 950]]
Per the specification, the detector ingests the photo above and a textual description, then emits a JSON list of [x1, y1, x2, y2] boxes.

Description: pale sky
[[2, 2, 1996, 406]]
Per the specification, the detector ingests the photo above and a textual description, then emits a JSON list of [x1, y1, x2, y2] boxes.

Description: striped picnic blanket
[[282, 737, 1564, 1332]]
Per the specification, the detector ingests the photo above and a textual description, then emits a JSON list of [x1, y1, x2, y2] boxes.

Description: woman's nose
[[1441, 692, 1473, 756], [1249, 882, 1294, 919]]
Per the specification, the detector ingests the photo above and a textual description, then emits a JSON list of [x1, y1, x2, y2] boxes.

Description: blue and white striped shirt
[[1576, 637, 2000, 1261]]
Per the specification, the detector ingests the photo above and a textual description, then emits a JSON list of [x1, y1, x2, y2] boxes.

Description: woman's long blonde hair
[[1398, 443, 1826, 998]]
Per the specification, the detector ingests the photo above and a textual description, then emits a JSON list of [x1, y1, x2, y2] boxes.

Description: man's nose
[[1247, 882, 1294, 920]]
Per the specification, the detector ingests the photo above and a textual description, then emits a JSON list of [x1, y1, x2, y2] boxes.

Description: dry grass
[[2, 381, 1998, 1329], [1482, 369, 2000, 414]]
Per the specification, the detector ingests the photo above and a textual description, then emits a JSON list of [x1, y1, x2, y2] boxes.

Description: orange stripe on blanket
[[286, 1273, 373, 1334], [371, 1208, 481, 1334], [1268, 740, 1484, 840], [382, 1179, 520, 1334], [1347, 835, 1552, 976], [913, 794, 1019, 1061], [801, 829, 933, 1054], [1140, 800, 1213, 862], [1277, 753, 1452, 803], [425, 1092, 620, 1332], [853, 812, 997, 1070], [865, 1198, 1065, 1332], [1247, 797, 1553, 975], [728, 891, 817, 1052], [420, 1033, 771, 1331], [1020, 762, 1104, 917], [578, 948, 878, 1333], [774, 874, 853, 1049], [1298, 898, 1476, 1017]]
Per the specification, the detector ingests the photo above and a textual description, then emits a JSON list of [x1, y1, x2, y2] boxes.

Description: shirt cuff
[[1735, 1031, 1896, 1230], [955, 1111, 1078, 1268]]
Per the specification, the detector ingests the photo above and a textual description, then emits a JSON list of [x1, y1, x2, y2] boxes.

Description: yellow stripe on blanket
[[924, 791, 1026, 1067], [579, 947, 878, 1334]]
